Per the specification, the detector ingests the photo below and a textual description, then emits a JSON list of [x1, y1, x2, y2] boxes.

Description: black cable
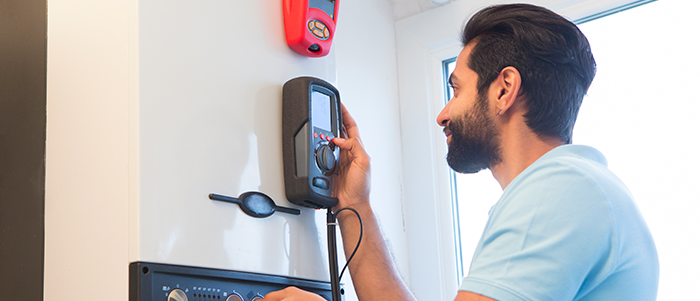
[[327, 210, 341, 301], [335, 207, 363, 282], [326, 207, 364, 301]]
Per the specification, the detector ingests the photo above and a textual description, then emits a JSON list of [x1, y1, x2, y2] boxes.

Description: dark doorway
[[0, 0, 47, 299]]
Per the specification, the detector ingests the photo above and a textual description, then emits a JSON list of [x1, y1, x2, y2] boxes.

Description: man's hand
[[332, 103, 371, 211], [262, 287, 326, 301]]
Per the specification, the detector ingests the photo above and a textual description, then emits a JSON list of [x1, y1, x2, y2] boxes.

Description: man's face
[[436, 44, 502, 174]]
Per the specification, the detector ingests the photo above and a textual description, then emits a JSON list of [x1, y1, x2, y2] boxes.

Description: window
[[447, 1, 700, 298]]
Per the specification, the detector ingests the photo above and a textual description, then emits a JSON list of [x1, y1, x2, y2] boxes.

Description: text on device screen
[[312, 90, 332, 132]]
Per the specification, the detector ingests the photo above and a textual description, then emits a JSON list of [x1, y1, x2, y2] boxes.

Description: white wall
[[45, 0, 406, 300], [45, 0, 131, 300], [134, 0, 337, 280]]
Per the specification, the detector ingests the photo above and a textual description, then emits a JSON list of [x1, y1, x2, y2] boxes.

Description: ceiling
[[392, 0, 458, 20]]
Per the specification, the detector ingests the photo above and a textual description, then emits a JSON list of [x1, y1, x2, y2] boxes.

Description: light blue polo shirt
[[459, 145, 659, 301]]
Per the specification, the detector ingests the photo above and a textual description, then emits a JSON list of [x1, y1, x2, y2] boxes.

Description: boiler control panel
[[130, 262, 340, 301]]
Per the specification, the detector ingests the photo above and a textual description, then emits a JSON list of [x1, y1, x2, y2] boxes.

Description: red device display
[[283, 0, 339, 58]]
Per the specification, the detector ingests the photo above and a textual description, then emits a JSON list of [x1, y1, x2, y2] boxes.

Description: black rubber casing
[[282, 77, 341, 209]]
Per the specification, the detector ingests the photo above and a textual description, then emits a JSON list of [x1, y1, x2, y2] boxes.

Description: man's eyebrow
[[448, 73, 458, 87]]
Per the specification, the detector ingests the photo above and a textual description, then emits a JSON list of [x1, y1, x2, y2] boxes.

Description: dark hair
[[461, 4, 596, 144]]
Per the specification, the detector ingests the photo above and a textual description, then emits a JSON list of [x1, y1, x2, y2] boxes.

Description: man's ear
[[492, 66, 522, 116]]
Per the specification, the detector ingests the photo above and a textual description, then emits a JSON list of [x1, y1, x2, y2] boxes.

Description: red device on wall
[[283, 0, 339, 58]]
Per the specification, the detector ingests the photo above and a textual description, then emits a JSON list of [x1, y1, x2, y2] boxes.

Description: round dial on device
[[225, 292, 243, 301], [167, 288, 188, 301], [315, 143, 336, 173]]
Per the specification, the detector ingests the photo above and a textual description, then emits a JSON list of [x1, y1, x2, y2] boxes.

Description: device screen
[[311, 90, 332, 132], [309, 0, 336, 19]]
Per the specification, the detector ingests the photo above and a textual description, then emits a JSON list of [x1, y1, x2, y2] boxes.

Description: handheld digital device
[[282, 77, 341, 209], [283, 0, 339, 57]]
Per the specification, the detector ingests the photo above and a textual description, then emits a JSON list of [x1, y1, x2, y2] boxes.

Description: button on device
[[314, 132, 318, 138], [320, 134, 325, 140], [308, 44, 320, 52], [307, 19, 330, 40], [313, 177, 329, 190]]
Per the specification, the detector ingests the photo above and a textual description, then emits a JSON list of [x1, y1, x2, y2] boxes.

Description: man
[[265, 3, 659, 301]]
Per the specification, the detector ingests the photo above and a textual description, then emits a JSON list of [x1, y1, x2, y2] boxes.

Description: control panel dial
[[225, 292, 243, 301], [167, 288, 188, 301], [315, 143, 336, 173]]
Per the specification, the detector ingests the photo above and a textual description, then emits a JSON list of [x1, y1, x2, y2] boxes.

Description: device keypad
[[307, 19, 330, 40]]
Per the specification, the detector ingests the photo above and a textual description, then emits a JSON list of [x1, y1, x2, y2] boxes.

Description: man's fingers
[[332, 137, 370, 176], [263, 286, 325, 301], [332, 137, 365, 156], [263, 286, 297, 300], [263, 289, 283, 300]]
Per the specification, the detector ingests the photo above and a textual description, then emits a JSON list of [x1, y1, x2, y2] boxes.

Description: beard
[[446, 92, 502, 174]]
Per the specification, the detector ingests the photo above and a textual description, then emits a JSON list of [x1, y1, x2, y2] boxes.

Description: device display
[[312, 91, 332, 132], [283, 0, 339, 57], [282, 77, 341, 209], [309, 0, 336, 19]]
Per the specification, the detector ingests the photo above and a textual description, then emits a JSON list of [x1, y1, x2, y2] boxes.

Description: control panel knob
[[167, 288, 188, 301], [225, 292, 243, 301], [315, 144, 336, 173], [251, 295, 264, 301]]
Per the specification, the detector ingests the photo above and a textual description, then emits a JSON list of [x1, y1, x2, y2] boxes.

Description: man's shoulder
[[495, 144, 630, 232], [507, 144, 622, 201], [468, 145, 658, 301], [530, 144, 609, 176]]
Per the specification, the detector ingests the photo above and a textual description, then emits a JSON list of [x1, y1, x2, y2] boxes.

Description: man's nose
[[436, 100, 452, 126]]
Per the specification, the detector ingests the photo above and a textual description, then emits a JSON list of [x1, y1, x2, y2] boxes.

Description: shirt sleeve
[[459, 159, 618, 301]]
